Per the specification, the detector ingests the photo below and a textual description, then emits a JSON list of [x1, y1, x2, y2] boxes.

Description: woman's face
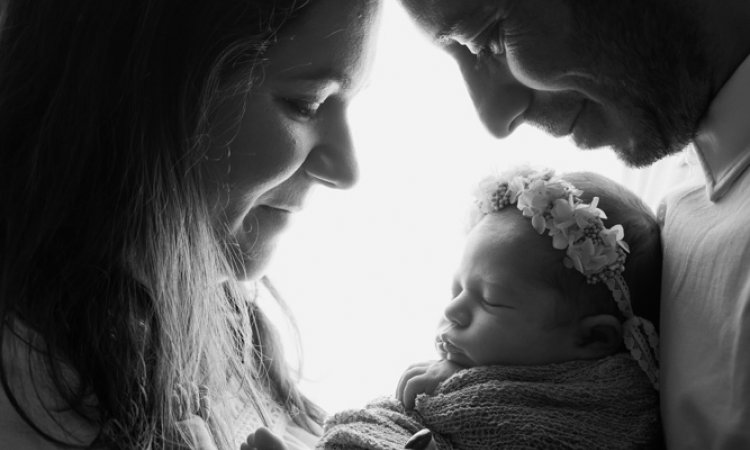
[[204, 0, 380, 280]]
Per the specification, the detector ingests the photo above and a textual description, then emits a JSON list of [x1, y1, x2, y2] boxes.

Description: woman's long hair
[[0, 0, 322, 448]]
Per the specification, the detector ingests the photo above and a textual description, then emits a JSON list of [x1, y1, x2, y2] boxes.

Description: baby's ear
[[577, 315, 623, 359]]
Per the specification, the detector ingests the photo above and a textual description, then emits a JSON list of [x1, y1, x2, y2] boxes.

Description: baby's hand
[[241, 427, 288, 450], [396, 360, 462, 410]]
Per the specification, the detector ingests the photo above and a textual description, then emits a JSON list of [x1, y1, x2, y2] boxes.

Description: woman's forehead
[[264, 0, 380, 86]]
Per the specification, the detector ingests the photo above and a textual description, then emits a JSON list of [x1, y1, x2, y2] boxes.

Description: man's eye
[[282, 98, 322, 119], [487, 35, 505, 56], [479, 23, 505, 57]]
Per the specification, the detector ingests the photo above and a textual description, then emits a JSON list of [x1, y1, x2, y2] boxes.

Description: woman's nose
[[453, 45, 531, 138], [304, 109, 359, 189], [443, 294, 471, 328]]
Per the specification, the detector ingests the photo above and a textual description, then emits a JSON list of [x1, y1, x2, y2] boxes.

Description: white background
[[262, 0, 697, 414]]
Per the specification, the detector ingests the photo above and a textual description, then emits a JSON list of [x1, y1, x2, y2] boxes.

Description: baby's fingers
[[400, 372, 443, 410], [396, 361, 432, 403]]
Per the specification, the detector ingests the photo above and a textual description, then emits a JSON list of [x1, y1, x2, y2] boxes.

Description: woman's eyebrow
[[280, 67, 352, 90]]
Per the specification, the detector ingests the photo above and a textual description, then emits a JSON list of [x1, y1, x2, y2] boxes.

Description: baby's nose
[[443, 299, 470, 328]]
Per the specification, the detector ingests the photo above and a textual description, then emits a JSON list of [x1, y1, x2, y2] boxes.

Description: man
[[398, 0, 750, 448]]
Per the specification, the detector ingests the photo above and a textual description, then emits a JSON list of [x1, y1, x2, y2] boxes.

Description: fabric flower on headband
[[472, 168, 659, 390], [476, 169, 629, 283]]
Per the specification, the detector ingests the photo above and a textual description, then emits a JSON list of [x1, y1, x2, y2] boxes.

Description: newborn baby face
[[437, 210, 583, 367]]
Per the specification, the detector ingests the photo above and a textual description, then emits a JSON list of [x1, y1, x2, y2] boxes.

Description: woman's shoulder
[[0, 322, 99, 449]]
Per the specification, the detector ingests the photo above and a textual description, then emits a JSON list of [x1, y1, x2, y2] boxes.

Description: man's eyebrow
[[432, 13, 480, 48], [434, 31, 455, 47], [433, 18, 466, 46]]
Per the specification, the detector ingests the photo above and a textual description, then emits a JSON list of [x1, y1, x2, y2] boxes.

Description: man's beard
[[565, 0, 714, 167]]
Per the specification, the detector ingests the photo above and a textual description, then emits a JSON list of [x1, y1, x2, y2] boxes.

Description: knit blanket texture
[[317, 354, 661, 449]]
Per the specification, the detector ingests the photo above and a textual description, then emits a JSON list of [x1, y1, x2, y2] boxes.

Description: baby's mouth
[[436, 335, 461, 356]]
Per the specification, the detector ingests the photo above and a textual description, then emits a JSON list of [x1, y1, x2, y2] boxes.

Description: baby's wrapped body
[[317, 354, 661, 450]]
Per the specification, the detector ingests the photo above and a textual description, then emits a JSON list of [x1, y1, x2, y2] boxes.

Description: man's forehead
[[405, 0, 500, 41]]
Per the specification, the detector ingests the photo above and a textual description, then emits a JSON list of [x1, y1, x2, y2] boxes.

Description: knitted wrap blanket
[[317, 354, 661, 449]]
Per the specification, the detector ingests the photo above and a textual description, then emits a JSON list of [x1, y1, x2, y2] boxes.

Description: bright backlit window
[[264, 1, 698, 414]]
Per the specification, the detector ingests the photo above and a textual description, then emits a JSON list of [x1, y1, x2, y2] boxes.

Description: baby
[[317, 168, 663, 450]]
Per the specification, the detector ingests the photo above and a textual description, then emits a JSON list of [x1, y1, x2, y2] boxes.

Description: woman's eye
[[282, 98, 322, 119]]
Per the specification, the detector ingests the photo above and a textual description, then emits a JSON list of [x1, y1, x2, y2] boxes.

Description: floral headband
[[474, 168, 660, 390]]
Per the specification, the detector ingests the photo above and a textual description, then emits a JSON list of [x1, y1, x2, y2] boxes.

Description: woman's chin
[[233, 242, 278, 281], [229, 208, 292, 281]]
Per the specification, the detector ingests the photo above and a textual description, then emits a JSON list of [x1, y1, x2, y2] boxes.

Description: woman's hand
[[241, 426, 288, 450], [396, 360, 462, 410], [175, 415, 218, 450]]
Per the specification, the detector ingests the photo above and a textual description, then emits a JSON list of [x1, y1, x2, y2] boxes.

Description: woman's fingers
[[175, 415, 218, 450]]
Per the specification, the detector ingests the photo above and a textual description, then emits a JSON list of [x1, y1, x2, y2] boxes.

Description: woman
[[0, 0, 380, 448]]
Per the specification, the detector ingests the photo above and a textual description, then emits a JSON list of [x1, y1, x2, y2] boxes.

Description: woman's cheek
[[227, 110, 309, 189]]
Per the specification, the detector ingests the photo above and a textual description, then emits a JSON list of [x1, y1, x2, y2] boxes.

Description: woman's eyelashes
[[280, 96, 324, 120]]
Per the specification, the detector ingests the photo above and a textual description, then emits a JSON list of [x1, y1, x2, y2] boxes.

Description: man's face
[[401, 0, 712, 167]]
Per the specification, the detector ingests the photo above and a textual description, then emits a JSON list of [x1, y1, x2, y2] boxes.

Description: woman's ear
[[576, 314, 623, 359]]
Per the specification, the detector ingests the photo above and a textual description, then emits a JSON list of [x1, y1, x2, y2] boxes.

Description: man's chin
[[570, 129, 668, 168], [569, 128, 613, 152], [612, 138, 680, 168]]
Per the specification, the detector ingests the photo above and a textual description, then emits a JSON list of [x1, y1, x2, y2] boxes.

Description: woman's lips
[[241, 205, 292, 234]]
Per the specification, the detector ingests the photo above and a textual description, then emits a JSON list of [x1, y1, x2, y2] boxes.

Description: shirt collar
[[693, 52, 750, 202]]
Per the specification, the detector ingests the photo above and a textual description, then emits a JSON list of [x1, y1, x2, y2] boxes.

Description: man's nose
[[453, 46, 531, 138]]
